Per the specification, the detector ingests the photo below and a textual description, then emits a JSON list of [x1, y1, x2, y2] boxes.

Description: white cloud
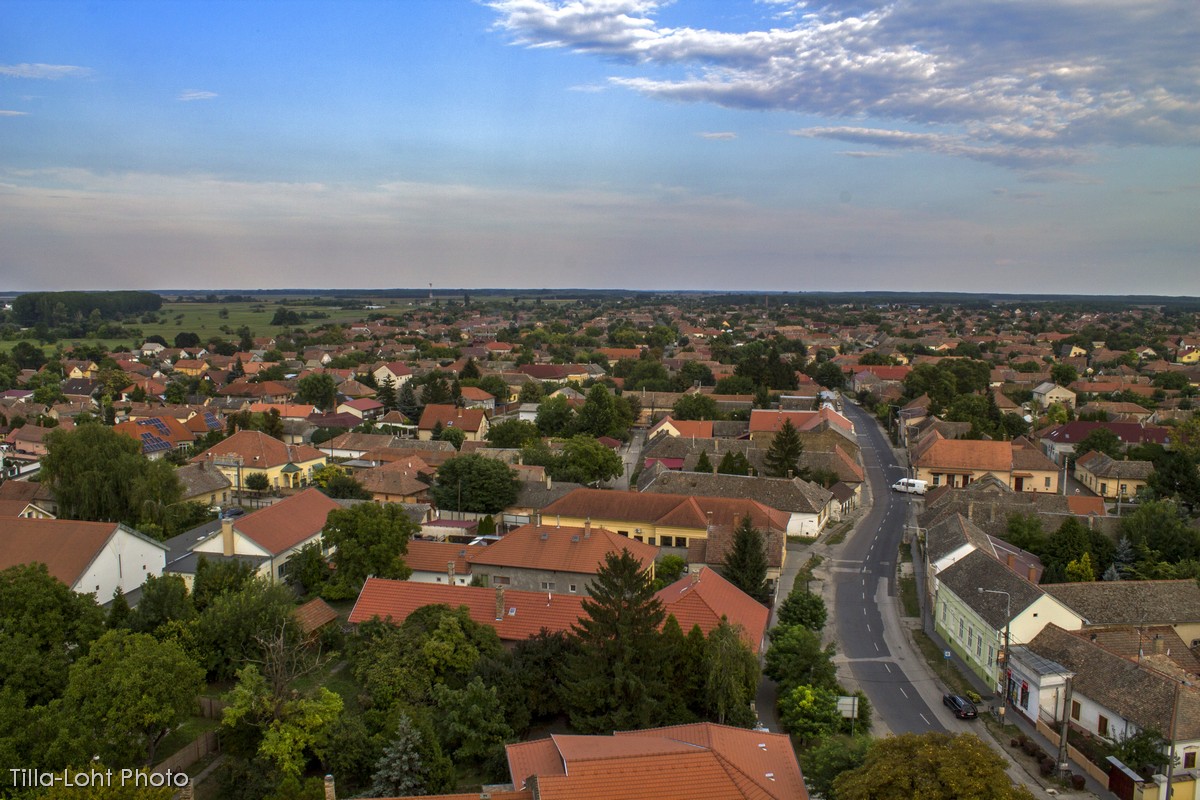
[[698, 131, 737, 140], [487, 0, 1200, 168], [0, 110, 29, 116], [0, 63, 91, 79], [178, 90, 218, 101]]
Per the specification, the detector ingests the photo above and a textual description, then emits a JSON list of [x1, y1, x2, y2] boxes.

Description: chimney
[[221, 517, 235, 557], [447, 561, 456, 582], [545, 473, 552, 490], [967, 500, 974, 520], [1152, 634, 1165, 654], [706, 510, 714, 534], [691, 566, 703, 585], [584, 518, 592, 538], [495, 586, 505, 621], [1006, 553, 1015, 569], [787, 469, 794, 479], [1027, 565, 1037, 583], [556, 515, 560, 528], [324, 775, 336, 800]]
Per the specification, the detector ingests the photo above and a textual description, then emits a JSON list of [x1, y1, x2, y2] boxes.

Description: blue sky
[[2, 0, 1198, 294]]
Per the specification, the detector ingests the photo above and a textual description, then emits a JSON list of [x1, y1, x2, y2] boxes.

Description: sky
[[1, 0, 1198, 295]]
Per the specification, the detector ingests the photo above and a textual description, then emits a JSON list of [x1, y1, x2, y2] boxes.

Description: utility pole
[[1164, 679, 1184, 799], [1057, 675, 1073, 779]]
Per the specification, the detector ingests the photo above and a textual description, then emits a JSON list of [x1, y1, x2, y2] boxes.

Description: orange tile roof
[[233, 488, 341, 555], [467, 523, 658, 576], [1067, 496, 1108, 516], [348, 578, 586, 640], [656, 567, 770, 653], [0, 518, 124, 587], [505, 723, 807, 800], [541, 489, 790, 534], [191, 429, 326, 469], [749, 408, 853, 434], [913, 438, 1014, 472], [405, 540, 480, 575]]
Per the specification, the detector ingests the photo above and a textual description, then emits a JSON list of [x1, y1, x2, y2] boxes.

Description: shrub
[[1071, 774, 1086, 790]]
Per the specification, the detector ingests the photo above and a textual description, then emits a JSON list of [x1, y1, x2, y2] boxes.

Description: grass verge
[[898, 575, 921, 618], [910, 629, 976, 698]]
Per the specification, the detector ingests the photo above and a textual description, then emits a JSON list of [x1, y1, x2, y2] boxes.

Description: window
[[1020, 683, 1030, 709], [648, 537, 656, 545], [1098, 715, 1109, 737], [1044, 476, 1051, 489], [1071, 700, 1080, 721], [540, 581, 556, 591], [633, 535, 643, 542], [569, 584, 577, 593], [976, 637, 983, 658], [1185, 751, 1197, 769], [1100, 482, 1108, 496], [1119, 483, 1127, 495], [618, 530, 629, 537], [932, 474, 941, 486], [958, 618, 964, 639], [492, 576, 511, 586], [988, 646, 994, 666]]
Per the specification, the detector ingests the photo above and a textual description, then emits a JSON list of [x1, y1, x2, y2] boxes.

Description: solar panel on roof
[[138, 432, 172, 454], [140, 417, 172, 435]]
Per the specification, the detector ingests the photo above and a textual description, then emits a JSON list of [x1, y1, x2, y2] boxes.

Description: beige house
[[1073, 451, 1152, 500], [417, 404, 490, 442], [1032, 381, 1077, 410], [912, 434, 1060, 493], [191, 429, 327, 491]]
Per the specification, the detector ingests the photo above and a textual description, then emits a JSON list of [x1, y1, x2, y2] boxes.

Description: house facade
[[913, 435, 1060, 493], [1073, 451, 1153, 500]]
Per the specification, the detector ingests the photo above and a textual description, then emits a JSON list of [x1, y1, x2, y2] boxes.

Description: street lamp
[[979, 587, 1012, 712]]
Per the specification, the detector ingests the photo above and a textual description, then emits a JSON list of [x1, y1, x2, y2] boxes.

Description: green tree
[[437, 424, 467, 450], [763, 418, 805, 478], [222, 664, 344, 781], [801, 735, 872, 800], [459, 357, 481, 380], [1110, 728, 1171, 777], [518, 380, 545, 404], [312, 465, 372, 499], [702, 620, 759, 726], [673, 393, 721, 421], [560, 549, 669, 733], [431, 454, 519, 514], [486, 418, 541, 448], [322, 502, 416, 596], [777, 588, 827, 631], [1003, 512, 1046, 553], [64, 629, 205, 765], [129, 573, 196, 635], [694, 450, 714, 474], [1147, 449, 1200, 513], [1050, 362, 1078, 386], [296, 373, 337, 412], [41, 424, 182, 526], [192, 556, 256, 612], [0, 563, 105, 705], [107, 587, 131, 629], [535, 394, 575, 436], [1073, 427, 1124, 460], [432, 676, 514, 776], [778, 683, 841, 744], [1065, 551, 1096, 582], [574, 384, 623, 439], [244, 472, 270, 492], [193, 579, 297, 681], [717, 450, 752, 476], [283, 541, 333, 597], [375, 376, 397, 412], [397, 380, 421, 420], [261, 408, 285, 441], [763, 625, 838, 693], [369, 713, 431, 798], [721, 516, 770, 603], [552, 434, 624, 485], [833, 732, 1037, 800], [653, 554, 688, 590]]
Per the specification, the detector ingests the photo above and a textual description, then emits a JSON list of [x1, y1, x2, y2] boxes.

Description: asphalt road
[[836, 401, 947, 736]]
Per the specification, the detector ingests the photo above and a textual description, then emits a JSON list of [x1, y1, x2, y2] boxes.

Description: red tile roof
[[656, 567, 770, 653], [233, 488, 341, 555], [749, 408, 853, 434], [405, 540, 480, 575], [467, 523, 659, 576], [348, 578, 586, 640], [541, 488, 791, 534], [293, 597, 338, 636]]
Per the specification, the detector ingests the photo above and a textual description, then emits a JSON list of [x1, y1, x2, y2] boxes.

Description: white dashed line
[[920, 713, 931, 726]]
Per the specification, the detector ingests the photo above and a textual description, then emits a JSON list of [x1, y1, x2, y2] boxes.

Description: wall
[[75, 528, 167, 600], [474, 566, 593, 596]]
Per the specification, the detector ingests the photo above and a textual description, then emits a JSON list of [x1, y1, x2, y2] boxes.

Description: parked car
[[943, 693, 978, 719], [892, 477, 928, 495], [221, 507, 246, 519]]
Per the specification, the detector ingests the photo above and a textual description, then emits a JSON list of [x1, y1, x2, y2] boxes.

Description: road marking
[[863, 608, 867, 615], [884, 663, 892, 673], [920, 713, 931, 726], [874, 642, 880, 652], [866, 624, 871, 632], [899, 687, 907, 698]]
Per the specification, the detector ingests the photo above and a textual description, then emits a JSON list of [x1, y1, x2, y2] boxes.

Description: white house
[[0, 518, 167, 600]]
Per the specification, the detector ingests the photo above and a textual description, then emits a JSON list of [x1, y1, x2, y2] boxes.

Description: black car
[[943, 694, 978, 719], [221, 507, 246, 519]]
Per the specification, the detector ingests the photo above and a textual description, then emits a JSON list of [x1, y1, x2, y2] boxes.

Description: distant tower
[[428, 282, 433, 300]]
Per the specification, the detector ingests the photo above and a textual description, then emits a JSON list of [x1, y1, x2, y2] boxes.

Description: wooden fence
[[152, 730, 219, 775], [1036, 718, 1110, 785]]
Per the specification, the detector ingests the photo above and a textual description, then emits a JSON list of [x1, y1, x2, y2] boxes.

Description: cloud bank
[[487, 0, 1200, 168]]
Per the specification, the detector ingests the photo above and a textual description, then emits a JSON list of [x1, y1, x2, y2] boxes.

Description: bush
[[1070, 774, 1086, 790], [965, 690, 982, 704], [1039, 757, 1056, 777]]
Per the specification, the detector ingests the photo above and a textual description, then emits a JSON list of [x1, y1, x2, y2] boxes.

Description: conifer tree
[[721, 517, 770, 603], [694, 450, 714, 474], [764, 418, 805, 478], [369, 713, 428, 798]]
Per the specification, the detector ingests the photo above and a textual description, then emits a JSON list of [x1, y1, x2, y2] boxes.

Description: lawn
[[898, 575, 921, 618]]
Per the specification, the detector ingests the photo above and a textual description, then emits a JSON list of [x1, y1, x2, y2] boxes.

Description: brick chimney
[[691, 566, 703, 585], [324, 775, 336, 800], [584, 518, 592, 538], [221, 517, 235, 557], [1006, 553, 1015, 569], [447, 560, 456, 583], [495, 586, 505, 621], [1027, 565, 1037, 583]]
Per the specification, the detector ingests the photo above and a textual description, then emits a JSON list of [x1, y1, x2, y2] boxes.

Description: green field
[[1, 297, 423, 354]]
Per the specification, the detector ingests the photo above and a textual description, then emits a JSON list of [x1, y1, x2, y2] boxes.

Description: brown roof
[[232, 488, 342, 555], [293, 597, 338, 636], [191, 429, 326, 469], [417, 404, 488, 433], [656, 567, 770, 653], [404, 540, 479, 575], [467, 523, 659, 576], [1044, 580, 1200, 627], [0, 518, 124, 587], [348, 577, 586, 640], [914, 438, 1016, 472], [358, 460, 431, 497]]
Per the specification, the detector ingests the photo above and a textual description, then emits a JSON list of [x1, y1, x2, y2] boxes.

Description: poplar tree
[[721, 517, 770, 603]]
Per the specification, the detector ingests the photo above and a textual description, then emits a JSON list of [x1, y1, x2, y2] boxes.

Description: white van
[[892, 478, 928, 495]]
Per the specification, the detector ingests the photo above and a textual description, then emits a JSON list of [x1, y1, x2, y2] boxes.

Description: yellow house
[[191, 429, 327, 491], [913, 435, 1060, 493], [1073, 451, 1152, 500], [417, 405, 490, 442]]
